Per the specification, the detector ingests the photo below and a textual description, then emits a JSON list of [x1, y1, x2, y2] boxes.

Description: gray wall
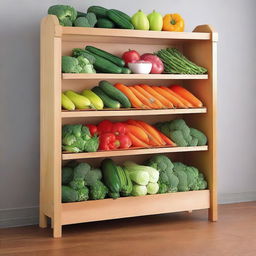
[[1, 0, 256, 227]]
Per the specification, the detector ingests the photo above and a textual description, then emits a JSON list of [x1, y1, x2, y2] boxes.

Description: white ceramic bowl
[[128, 62, 152, 74]]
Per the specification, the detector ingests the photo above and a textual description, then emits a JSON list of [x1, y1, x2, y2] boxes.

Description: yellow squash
[[82, 89, 104, 110]]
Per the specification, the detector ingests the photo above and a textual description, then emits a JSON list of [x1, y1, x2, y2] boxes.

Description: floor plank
[[0, 202, 255, 256]]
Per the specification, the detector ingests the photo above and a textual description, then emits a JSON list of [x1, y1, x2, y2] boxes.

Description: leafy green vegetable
[[83, 136, 99, 152], [146, 182, 159, 194], [62, 186, 79, 202], [190, 128, 207, 146], [72, 48, 96, 64], [84, 168, 102, 186], [62, 56, 82, 73], [73, 163, 91, 180], [74, 17, 91, 27], [69, 179, 85, 190], [131, 185, 147, 196], [77, 187, 89, 201]]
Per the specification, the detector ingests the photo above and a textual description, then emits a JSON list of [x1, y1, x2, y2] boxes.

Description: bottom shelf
[[61, 190, 210, 225]]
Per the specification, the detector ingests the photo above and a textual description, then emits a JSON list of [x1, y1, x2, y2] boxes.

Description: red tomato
[[122, 50, 140, 66]]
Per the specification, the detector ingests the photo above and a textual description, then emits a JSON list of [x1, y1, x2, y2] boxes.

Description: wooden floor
[[0, 202, 255, 256]]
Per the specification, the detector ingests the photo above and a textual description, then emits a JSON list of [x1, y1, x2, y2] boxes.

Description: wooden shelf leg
[[208, 206, 218, 222], [53, 222, 62, 238], [39, 211, 48, 228]]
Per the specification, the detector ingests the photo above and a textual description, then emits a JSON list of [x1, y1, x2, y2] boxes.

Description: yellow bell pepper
[[163, 13, 185, 32]]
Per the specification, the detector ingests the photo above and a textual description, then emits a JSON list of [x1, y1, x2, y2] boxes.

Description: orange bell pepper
[[162, 13, 184, 32]]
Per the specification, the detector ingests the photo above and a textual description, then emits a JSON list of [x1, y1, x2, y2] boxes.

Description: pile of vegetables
[[156, 48, 208, 74], [62, 124, 99, 153], [62, 156, 207, 202], [155, 119, 207, 147]]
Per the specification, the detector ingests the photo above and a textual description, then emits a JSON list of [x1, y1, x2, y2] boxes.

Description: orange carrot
[[153, 86, 187, 108], [127, 132, 150, 148], [126, 124, 150, 144], [129, 87, 154, 109], [158, 131, 176, 146], [160, 86, 193, 108], [139, 84, 174, 108], [133, 85, 164, 109], [135, 120, 166, 145], [126, 120, 161, 146], [114, 83, 149, 109], [169, 85, 203, 107]]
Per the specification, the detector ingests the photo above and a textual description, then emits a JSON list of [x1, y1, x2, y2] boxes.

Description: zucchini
[[107, 9, 134, 29], [101, 159, 121, 196], [96, 18, 115, 28], [110, 9, 131, 22], [86, 46, 125, 67], [91, 87, 121, 108], [99, 80, 131, 108], [83, 49, 122, 73], [121, 67, 131, 74], [87, 6, 108, 18]]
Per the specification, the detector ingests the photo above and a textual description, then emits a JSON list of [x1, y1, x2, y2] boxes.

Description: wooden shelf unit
[[40, 15, 218, 238]]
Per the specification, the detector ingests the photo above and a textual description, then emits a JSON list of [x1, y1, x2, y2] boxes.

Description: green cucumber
[[96, 18, 115, 28], [91, 87, 120, 108], [121, 67, 131, 74], [110, 9, 131, 22], [83, 49, 122, 73], [87, 6, 108, 18], [99, 80, 131, 108], [107, 9, 134, 29], [86, 46, 125, 67], [101, 159, 121, 195]]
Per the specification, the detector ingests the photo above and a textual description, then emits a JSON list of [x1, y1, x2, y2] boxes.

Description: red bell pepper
[[116, 134, 132, 149], [99, 133, 120, 150], [111, 122, 127, 135], [85, 124, 98, 136], [97, 120, 113, 134]]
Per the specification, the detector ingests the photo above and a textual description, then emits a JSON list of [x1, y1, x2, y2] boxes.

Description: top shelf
[[61, 26, 212, 42]]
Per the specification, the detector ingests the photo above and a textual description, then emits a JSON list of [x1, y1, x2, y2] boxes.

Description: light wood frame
[[40, 15, 217, 238]]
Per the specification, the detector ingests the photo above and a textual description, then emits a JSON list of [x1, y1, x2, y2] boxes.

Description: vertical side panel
[[40, 15, 62, 237], [183, 25, 218, 221]]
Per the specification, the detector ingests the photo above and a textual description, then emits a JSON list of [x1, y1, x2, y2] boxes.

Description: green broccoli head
[[72, 48, 95, 64], [190, 128, 207, 146], [183, 166, 197, 189], [77, 187, 89, 201], [147, 155, 174, 173], [73, 163, 91, 180], [84, 168, 102, 186], [170, 130, 188, 147], [168, 173, 179, 192], [76, 56, 96, 74], [62, 56, 82, 73], [173, 162, 189, 192], [89, 181, 108, 200], [69, 179, 85, 190], [157, 183, 168, 194], [48, 5, 77, 26], [74, 17, 91, 27]]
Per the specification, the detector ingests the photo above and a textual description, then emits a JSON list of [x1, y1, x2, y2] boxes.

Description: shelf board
[[61, 190, 210, 225], [62, 73, 208, 80], [62, 146, 208, 160], [61, 27, 211, 42], [62, 107, 207, 118]]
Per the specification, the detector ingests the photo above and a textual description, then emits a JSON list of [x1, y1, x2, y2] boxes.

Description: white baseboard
[[1, 192, 255, 228]]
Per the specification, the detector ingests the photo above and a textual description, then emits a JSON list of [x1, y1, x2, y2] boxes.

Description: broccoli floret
[[170, 130, 188, 147], [190, 128, 207, 146], [74, 17, 91, 27], [62, 167, 73, 184], [77, 187, 89, 201], [147, 155, 174, 173], [169, 173, 179, 192], [62, 56, 82, 73], [184, 166, 197, 189], [89, 180, 108, 200], [86, 13, 97, 27], [84, 168, 102, 186], [189, 137, 199, 146], [48, 5, 77, 26], [76, 56, 96, 74], [173, 162, 189, 192], [158, 183, 168, 194], [72, 48, 95, 64], [62, 186, 78, 202], [73, 163, 91, 180], [69, 179, 85, 190]]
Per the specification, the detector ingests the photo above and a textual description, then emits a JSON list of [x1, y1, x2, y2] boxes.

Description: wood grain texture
[[62, 146, 208, 160], [0, 202, 255, 256], [62, 190, 210, 225], [40, 15, 62, 237]]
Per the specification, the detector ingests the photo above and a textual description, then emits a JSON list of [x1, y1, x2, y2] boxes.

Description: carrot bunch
[[125, 119, 176, 148], [114, 83, 203, 109]]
